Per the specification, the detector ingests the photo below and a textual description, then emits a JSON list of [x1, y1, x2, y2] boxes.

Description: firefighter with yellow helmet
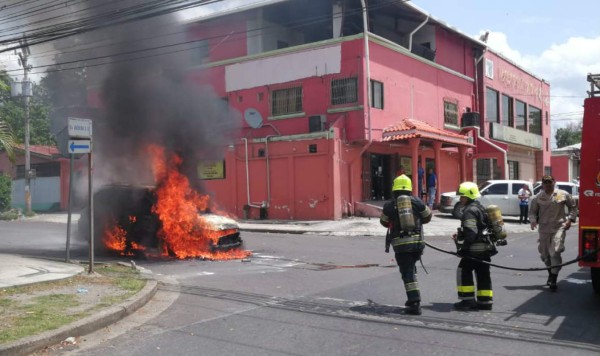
[[380, 174, 432, 315], [452, 181, 498, 311]]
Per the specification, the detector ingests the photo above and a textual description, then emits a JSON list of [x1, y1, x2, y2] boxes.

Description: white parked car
[[440, 180, 534, 218]]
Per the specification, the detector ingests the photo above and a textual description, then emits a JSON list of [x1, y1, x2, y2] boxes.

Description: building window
[[486, 87, 499, 123], [331, 77, 358, 105], [501, 94, 514, 126], [370, 80, 384, 109], [508, 160, 519, 180], [485, 58, 494, 79], [528, 106, 542, 135], [190, 40, 209, 65], [443, 99, 459, 126], [515, 100, 527, 131], [271, 86, 303, 116]]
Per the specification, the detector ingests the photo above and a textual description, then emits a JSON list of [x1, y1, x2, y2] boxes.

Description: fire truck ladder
[[587, 73, 600, 98]]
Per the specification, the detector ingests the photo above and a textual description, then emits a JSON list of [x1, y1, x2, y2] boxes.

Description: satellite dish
[[244, 108, 263, 129]]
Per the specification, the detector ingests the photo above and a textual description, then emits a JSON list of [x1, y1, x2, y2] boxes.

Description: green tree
[[555, 121, 582, 148], [0, 74, 16, 161], [0, 174, 11, 212], [0, 70, 55, 147]]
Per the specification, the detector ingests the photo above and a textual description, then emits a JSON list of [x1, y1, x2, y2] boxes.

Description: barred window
[[331, 77, 358, 105], [271, 86, 303, 116], [443, 100, 458, 126]]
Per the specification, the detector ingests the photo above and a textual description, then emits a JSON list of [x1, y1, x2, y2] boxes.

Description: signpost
[[68, 140, 91, 154], [65, 117, 94, 274]]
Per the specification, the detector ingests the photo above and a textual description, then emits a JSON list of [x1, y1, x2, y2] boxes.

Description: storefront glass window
[[486, 88, 499, 123], [515, 100, 527, 131], [501, 94, 514, 126], [528, 106, 542, 135]]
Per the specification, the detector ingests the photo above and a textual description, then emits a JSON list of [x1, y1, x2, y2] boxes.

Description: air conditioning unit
[[309, 115, 327, 133], [461, 112, 480, 127]]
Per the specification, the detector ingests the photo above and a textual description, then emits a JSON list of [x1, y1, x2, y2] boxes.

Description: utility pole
[[17, 39, 32, 214]]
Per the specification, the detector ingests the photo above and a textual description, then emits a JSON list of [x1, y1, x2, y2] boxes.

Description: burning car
[[77, 184, 246, 260]]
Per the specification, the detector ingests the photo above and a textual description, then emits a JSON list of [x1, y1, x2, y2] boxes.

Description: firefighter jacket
[[380, 194, 432, 253], [529, 189, 577, 234], [456, 200, 496, 257]]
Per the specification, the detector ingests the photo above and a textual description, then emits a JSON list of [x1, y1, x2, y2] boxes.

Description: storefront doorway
[[368, 153, 393, 201]]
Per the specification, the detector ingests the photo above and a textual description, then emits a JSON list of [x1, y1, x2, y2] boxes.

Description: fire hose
[[424, 241, 599, 271]]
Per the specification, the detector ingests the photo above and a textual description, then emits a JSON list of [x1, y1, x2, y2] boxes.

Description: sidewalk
[[26, 211, 536, 237]]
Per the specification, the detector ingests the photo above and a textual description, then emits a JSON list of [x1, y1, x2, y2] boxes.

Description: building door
[[369, 153, 392, 200]]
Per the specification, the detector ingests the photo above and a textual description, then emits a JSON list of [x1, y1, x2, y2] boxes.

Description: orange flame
[[149, 145, 250, 260], [103, 217, 146, 256]]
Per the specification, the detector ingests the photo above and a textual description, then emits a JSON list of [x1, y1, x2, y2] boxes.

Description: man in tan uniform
[[529, 175, 577, 291]]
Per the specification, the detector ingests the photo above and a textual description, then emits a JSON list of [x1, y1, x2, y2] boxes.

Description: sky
[[178, 0, 600, 147]]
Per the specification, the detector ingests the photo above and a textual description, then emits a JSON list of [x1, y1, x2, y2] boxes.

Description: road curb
[[0, 278, 158, 356]]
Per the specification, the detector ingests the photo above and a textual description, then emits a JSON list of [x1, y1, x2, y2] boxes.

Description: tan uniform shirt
[[529, 189, 576, 234]]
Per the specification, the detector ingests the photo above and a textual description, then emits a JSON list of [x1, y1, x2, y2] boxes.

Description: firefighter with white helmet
[[380, 174, 432, 315], [452, 181, 497, 311]]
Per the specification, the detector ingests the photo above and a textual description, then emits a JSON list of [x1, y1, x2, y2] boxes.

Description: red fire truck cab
[[578, 74, 600, 294]]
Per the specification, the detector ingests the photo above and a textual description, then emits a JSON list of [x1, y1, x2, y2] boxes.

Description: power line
[[0, 0, 414, 76], [0, 0, 224, 52]]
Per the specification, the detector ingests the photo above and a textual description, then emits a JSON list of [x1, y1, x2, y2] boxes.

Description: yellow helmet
[[457, 181, 480, 200], [392, 174, 412, 192]]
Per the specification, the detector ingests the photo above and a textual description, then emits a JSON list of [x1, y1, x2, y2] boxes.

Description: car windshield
[[478, 181, 492, 191]]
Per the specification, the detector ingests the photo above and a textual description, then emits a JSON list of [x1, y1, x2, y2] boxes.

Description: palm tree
[[0, 119, 16, 162]]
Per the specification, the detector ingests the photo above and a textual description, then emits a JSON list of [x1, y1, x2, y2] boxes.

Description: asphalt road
[[1, 221, 599, 355]]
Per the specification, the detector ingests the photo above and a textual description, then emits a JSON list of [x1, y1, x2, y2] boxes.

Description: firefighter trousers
[[395, 251, 422, 303], [456, 256, 493, 306]]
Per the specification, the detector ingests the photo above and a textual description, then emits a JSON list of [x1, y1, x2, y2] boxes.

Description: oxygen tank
[[486, 205, 507, 244], [396, 195, 416, 232]]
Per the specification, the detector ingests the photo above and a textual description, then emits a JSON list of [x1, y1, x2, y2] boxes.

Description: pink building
[[178, 0, 550, 220]]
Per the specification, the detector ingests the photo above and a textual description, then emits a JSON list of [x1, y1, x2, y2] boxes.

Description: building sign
[[198, 160, 225, 180], [489, 122, 542, 149], [498, 70, 548, 107], [400, 157, 412, 175]]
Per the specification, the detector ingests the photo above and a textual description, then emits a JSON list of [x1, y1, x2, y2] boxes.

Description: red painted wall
[[435, 27, 475, 76]]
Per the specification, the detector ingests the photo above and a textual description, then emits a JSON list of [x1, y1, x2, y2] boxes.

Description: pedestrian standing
[[452, 182, 496, 311], [380, 175, 432, 315], [518, 184, 531, 224], [426, 168, 437, 209], [529, 175, 577, 291]]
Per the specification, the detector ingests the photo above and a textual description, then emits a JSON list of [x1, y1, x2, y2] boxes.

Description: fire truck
[[579, 73, 600, 294]]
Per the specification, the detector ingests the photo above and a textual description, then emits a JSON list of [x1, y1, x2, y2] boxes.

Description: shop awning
[[382, 118, 474, 147]]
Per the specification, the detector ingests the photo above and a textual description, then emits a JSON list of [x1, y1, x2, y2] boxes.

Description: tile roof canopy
[[382, 118, 474, 147]]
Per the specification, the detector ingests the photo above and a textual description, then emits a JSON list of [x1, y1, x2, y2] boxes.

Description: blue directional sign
[[68, 139, 91, 154]]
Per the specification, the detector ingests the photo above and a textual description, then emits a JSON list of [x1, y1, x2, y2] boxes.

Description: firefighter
[[528, 175, 577, 291], [452, 181, 496, 311], [380, 174, 432, 315]]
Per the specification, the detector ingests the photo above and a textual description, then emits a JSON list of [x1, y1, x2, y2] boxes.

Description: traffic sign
[[68, 117, 92, 138], [68, 140, 91, 154]]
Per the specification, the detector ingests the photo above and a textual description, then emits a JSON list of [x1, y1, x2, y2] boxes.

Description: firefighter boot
[[548, 274, 558, 291], [454, 300, 478, 311], [404, 301, 422, 315]]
